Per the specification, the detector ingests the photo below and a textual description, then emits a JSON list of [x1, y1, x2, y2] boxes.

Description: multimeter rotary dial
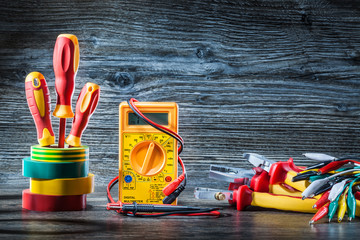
[[130, 140, 166, 177]]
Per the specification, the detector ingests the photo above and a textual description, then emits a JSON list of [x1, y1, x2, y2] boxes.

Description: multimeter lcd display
[[128, 113, 168, 125]]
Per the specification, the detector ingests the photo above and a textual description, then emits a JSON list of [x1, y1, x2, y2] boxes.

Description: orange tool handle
[[53, 34, 79, 118], [25, 72, 55, 146], [65, 83, 100, 146]]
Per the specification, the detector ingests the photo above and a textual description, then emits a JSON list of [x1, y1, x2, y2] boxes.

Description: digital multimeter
[[119, 102, 178, 204]]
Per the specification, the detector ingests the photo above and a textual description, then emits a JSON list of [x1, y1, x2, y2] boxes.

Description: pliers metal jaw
[[209, 165, 254, 184], [243, 153, 275, 172]]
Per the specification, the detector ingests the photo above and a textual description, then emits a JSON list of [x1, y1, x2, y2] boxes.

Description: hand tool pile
[[195, 153, 360, 224], [22, 34, 100, 211]]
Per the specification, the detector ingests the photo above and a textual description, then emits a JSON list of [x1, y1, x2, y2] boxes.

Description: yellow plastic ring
[[30, 173, 94, 196]]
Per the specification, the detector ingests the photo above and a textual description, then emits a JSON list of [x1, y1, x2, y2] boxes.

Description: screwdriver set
[[195, 153, 360, 224], [22, 34, 100, 211]]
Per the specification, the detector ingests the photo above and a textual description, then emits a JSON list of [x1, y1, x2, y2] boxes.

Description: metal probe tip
[[309, 220, 314, 225], [312, 204, 317, 209], [348, 217, 352, 222], [302, 196, 306, 200]]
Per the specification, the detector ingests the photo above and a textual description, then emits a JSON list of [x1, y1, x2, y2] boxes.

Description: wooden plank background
[[0, 0, 360, 238]]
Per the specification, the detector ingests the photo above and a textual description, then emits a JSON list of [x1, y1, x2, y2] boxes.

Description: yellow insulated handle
[[283, 170, 309, 192], [252, 191, 317, 213], [30, 173, 94, 195], [269, 184, 302, 198]]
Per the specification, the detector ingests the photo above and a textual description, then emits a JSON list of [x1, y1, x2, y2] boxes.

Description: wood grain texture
[[0, 184, 358, 240], [1, 0, 360, 238]]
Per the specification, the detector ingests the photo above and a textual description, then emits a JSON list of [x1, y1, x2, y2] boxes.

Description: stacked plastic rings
[[22, 145, 94, 211]]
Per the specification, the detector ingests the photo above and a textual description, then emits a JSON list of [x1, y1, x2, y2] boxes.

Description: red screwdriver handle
[[25, 72, 55, 146], [53, 34, 79, 118], [65, 83, 100, 147]]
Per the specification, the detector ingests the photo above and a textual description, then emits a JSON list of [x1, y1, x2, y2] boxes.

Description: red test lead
[[66, 83, 100, 147]]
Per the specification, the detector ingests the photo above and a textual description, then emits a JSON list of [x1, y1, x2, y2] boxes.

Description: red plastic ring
[[22, 189, 86, 211]]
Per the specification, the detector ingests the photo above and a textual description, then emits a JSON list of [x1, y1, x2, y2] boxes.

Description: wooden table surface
[[1, 0, 360, 239]]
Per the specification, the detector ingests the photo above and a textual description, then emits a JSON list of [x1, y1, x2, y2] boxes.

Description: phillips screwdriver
[[66, 83, 100, 147], [53, 34, 79, 148], [25, 72, 55, 146]]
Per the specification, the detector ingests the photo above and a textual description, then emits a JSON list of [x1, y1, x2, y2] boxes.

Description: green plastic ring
[[22, 157, 89, 179]]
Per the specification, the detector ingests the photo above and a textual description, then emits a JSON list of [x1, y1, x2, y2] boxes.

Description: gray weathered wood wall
[[1, 0, 360, 188]]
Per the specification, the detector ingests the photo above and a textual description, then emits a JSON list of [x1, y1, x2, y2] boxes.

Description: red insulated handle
[[268, 158, 302, 185], [230, 185, 253, 211], [65, 83, 100, 146], [53, 34, 79, 118], [25, 72, 55, 146], [250, 168, 270, 192]]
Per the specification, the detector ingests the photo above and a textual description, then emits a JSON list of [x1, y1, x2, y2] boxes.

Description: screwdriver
[[52, 34, 79, 148], [66, 83, 100, 147], [25, 72, 55, 146]]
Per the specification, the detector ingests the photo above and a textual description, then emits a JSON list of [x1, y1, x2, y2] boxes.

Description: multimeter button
[[165, 176, 172, 182], [124, 175, 133, 183]]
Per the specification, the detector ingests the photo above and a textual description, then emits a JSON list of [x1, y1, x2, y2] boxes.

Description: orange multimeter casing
[[119, 102, 178, 204]]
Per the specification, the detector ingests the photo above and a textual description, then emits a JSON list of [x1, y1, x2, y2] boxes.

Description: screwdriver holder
[[22, 145, 94, 211]]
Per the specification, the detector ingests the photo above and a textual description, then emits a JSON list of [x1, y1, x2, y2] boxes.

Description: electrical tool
[[53, 34, 79, 148], [194, 186, 317, 213], [195, 153, 360, 223], [107, 98, 219, 217], [25, 72, 55, 146], [66, 83, 100, 147], [244, 153, 309, 192], [209, 164, 303, 197], [118, 100, 180, 204]]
